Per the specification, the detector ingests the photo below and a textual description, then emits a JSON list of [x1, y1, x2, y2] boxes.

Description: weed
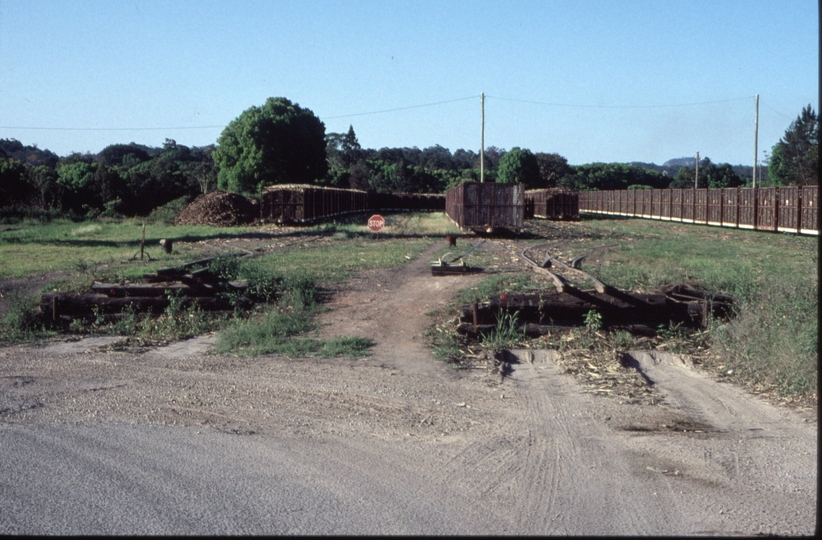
[[0, 291, 43, 342], [584, 309, 603, 333], [319, 336, 374, 357], [481, 310, 525, 349], [610, 329, 635, 349], [112, 303, 140, 335]]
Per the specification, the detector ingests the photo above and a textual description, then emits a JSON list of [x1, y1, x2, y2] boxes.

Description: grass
[[0, 212, 450, 359], [2, 211, 817, 402], [439, 216, 817, 404], [0, 217, 260, 280], [574, 218, 817, 402]]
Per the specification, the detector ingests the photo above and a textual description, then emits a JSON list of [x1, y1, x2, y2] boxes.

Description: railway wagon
[[525, 189, 579, 220], [800, 186, 818, 234], [445, 182, 525, 232], [777, 186, 800, 233], [261, 184, 369, 223], [578, 186, 818, 235]]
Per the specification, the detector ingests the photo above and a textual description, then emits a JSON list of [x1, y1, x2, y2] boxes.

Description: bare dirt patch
[[0, 230, 816, 535]]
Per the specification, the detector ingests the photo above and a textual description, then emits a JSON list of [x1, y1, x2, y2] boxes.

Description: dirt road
[[0, 240, 816, 535]]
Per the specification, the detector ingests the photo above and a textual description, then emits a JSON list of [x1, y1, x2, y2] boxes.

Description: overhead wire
[[321, 95, 478, 119], [485, 94, 756, 109], [0, 94, 782, 132]]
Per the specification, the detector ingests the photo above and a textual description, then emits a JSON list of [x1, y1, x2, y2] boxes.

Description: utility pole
[[753, 94, 759, 189], [695, 151, 699, 189], [480, 92, 485, 183]]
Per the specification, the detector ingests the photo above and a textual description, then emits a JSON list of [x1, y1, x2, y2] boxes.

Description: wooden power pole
[[753, 94, 759, 189], [695, 151, 699, 189], [480, 92, 485, 183]]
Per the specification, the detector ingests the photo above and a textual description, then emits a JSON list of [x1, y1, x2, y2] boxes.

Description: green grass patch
[[574, 218, 817, 401], [0, 217, 259, 279], [1, 212, 452, 357]]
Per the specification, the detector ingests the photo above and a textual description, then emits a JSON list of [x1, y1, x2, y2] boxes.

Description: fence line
[[578, 186, 818, 236]]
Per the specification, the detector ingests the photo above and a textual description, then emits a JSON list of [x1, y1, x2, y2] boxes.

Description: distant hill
[[0, 138, 60, 167], [663, 157, 697, 168]]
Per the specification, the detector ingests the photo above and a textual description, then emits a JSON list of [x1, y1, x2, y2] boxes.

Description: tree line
[[1, 97, 816, 220]]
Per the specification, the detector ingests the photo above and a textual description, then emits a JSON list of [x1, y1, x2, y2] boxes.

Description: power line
[[760, 100, 794, 120], [0, 96, 480, 130], [321, 96, 478, 119], [0, 125, 225, 131], [486, 94, 755, 109], [0, 93, 765, 132]]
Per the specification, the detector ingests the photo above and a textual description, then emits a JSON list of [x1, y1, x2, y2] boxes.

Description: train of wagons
[[257, 182, 817, 236]]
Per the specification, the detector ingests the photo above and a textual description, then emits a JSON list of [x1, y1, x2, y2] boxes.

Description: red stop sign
[[367, 214, 385, 232]]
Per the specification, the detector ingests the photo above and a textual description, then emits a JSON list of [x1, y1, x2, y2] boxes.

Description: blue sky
[[0, 0, 817, 166]]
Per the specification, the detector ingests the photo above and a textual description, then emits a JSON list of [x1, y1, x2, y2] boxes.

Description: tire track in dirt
[[315, 241, 487, 375], [2, 235, 816, 535], [490, 350, 689, 534]]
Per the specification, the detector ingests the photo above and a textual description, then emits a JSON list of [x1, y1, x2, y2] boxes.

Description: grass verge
[[1, 212, 448, 358], [432, 217, 817, 405]]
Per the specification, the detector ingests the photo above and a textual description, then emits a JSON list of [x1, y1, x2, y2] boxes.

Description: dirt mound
[[173, 192, 259, 226]]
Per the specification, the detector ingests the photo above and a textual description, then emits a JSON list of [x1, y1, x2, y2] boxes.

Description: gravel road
[[0, 240, 816, 535]]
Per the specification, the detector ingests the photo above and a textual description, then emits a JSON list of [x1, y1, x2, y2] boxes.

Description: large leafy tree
[[214, 97, 328, 194], [534, 152, 572, 188], [497, 147, 540, 187], [768, 105, 818, 186]]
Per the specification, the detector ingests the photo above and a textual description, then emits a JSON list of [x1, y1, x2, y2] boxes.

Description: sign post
[[367, 214, 385, 238]]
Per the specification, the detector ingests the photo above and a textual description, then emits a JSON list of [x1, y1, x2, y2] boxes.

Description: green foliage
[[497, 147, 540, 188], [534, 152, 572, 188], [25, 165, 60, 210], [213, 271, 369, 358], [584, 309, 603, 332], [318, 336, 374, 357], [146, 196, 191, 224], [669, 157, 742, 189], [0, 160, 30, 206], [581, 217, 816, 400], [768, 105, 818, 186], [56, 160, 100, 212], [0, 291, 43, 343], [481, 309, 525, 349], [561, 162, 667, 191], [670, 166, 699, 189], [325, 125, 363, 170], [214, 97, 328, 194], [766, 143, 788, 186], [99, 143, 151, 166]]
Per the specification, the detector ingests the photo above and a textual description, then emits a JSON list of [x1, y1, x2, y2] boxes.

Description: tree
[[768, 105, 818, 186], [420, 145, 453, 170], [711, 163, 743, 188], [214, 97, 328, 194], [668, 158, 741, 189], [26, 165, 60, 209], [99, 143, 151, 166], [497, 147, 540, 187], [56, 160, 100, 213], [325, 125, 363, 170], [534, 152, 572, 188], [558, 162, 665, 191], [0, 160, 29, 206], [477, 146, 506, 171]]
